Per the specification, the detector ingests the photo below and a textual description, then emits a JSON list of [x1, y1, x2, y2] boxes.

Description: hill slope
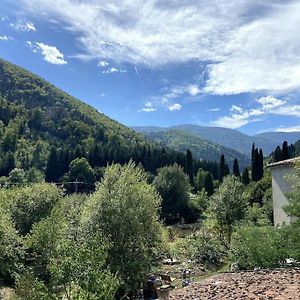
[[133, 125, 290, 155], [0, 58, 222, 182], [255, 132, 300, 145], [142, 129, 250, 169]]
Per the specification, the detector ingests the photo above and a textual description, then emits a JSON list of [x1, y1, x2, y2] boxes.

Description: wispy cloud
[[11, 19, 36, 32], [102, 67, 126, 74], [211, 96, 287, 129], [206, 108, 220, 112], [21, 0, 300, 95], [168, 103, 182, 111], [0, 35, 13, 41], [98, 60, 109, 67], [138, 101, 157, 113], [27, 41, 67, 65], [276, 125, 300, 132]]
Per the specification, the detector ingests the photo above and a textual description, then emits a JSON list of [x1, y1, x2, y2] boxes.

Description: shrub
[[186, 229, 226, 265], [230, 226, 287, 269]]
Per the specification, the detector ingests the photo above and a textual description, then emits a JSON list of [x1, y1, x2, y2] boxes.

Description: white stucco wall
[[271, 165, 296, 226]]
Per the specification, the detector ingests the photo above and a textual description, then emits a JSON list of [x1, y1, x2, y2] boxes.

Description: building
[[268, 157, 300, 226]]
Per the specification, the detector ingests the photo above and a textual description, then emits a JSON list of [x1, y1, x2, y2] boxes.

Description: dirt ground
[[170, 268, 300, 300]]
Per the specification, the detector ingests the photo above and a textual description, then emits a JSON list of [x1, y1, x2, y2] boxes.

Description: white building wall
[[271, 166, 296, 226]]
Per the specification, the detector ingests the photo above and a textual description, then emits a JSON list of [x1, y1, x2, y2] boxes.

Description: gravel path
[[170, 268, 300, 300]]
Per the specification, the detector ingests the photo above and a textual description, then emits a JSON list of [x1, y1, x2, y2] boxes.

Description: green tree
[[8, 168, 27, 185], [219, 154, 226, 182], [185, 149, 194, 186], [282, 141, 289, 160], [45, 148, 59, 182], [241, 168, 250, 185], [83, 162, 163, 296], [154, 164, 192, 224], [210, 176, 247, 242], [0, 207, 23, 281], [204, 172, 214, 196], [195, 168, 206, 191], [232, 159, 240, 177], [9, 183, 63, 235], [49, 235, 119, 300]]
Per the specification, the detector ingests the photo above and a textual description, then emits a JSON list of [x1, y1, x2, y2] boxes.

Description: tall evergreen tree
[[282, 141, 289, 160], [185, 149, 194, 186], [274, 146, 282, 162], [232, 158, 240, 177], [242, 167, 250, 185], [45, 148, 59, 182], [251, 148, 259, 182], [204, 172, 214, 196], [258, 149, 264, 180], [219, 154, 226, 182]]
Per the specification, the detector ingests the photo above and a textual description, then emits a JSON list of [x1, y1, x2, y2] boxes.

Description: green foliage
[[244, 203, 270, 226], [154, 164, 193, 224], [0, 207, 23, 281], [67, 158, 95, 192], [49, 235, 119, 300], [8, 168, 27, 185], [83, 162, 163, 294], [185, 229, 226, 265], [210, 176, 247, 242], [241, 167, 250, 185], [230, 225, 300, 270], [8, 183, 63, 235]]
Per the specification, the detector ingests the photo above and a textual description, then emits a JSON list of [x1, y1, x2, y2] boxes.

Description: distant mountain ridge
[[132, 125, 300, 156], [141, 129, 250, 169]]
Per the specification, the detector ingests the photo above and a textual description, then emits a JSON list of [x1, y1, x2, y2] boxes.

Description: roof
[[267, 156, 300, 168]]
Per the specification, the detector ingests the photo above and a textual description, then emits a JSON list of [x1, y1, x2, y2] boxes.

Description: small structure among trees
[[268, 157, 300, 226]]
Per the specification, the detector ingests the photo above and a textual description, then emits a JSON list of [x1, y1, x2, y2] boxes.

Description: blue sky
[[1, 0, 300, 135]]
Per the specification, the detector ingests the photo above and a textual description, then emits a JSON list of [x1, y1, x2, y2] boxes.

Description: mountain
[[133, 125, 298, 155], [0, 58, 220, 182], [255, 132, 300, 145], [141, 129, 250, 169]]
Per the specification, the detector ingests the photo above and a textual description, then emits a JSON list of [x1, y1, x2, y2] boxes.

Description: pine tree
[[45, 148, 59, 182], [219, 154, 226, 182], [242, 168, 250, 185], [186, 149, 194, 186], [274, 146, 282, 162], [258, 149, 264, 180], [282, 141, 289, 160], [251, 148, 259, 182], [204, 172, 214, 196], [232, 159, 240, 177]]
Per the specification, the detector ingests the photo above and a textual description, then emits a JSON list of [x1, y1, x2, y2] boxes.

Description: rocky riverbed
[[170, 268, 300, 300]]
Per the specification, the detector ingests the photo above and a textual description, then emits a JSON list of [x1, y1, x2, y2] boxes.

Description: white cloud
[[168, 103, 182, 111], [138, 101, 157, 112], [206, 108, 220, 112], [27, 41, 67, 65], [0, 36, 10, 41], [100, 93, 105, 97], [212, 96, 288, 129], [102, 67, 126, 74], [21, 0, 300, 95], [11, 19, 36, 32], [98, 60, 109, 67], [187, 85, 201, 97], [275, 125, 300, 132]]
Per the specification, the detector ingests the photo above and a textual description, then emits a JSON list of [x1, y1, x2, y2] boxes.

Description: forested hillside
[[141, 129, 250, 169], [0, 59, 219, 186], [133, 125, 279, 155]]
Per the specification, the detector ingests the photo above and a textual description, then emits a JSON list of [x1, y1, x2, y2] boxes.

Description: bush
[[186, 229, 226, 265], [230, 226, 289, 269]]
